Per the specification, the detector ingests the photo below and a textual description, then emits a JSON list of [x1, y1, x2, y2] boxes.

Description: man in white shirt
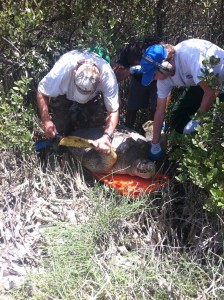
[[140, 39, 224, 160], [37, 50, 119, 154]]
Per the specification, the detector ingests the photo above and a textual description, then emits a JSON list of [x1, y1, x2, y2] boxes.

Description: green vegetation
[[0, 76, 34, 153], [0, 0, 224, 299], [169, 56, 224, 208]]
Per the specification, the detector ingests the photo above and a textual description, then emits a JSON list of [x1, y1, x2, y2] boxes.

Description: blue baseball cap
[[140, 44, 167, 86]]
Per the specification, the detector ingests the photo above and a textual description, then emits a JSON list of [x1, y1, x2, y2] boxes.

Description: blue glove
[[183, 120, 200, 134], [129, 65, 142, 75], [148, 143, 165, 161], [35, 139, 52, 151], [34, 134, 62, 151]]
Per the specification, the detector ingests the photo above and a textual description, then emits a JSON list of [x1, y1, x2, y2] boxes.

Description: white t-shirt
[[157, 39, 224, 99], [38, 50, 119, 112]]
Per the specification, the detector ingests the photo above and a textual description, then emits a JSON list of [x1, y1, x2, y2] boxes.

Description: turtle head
[[131, 159, 156, 179]]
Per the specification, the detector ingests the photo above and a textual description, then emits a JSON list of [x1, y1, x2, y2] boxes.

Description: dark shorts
[[170, 86, 224, 133], [127, 77, 157, 111], [49, 94, 106, 135], [170, 86, 203, 133]]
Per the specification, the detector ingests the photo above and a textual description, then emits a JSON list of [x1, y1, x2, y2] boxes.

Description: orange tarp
[[92, 173, 169, 198]]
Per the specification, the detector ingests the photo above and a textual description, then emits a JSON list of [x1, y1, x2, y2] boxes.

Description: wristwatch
[[103, 132, 114, 141]]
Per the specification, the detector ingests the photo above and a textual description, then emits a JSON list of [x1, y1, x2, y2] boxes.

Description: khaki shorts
[[49, 94, 106, 135]]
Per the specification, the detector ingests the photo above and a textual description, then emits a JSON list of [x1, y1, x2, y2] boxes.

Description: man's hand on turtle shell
[[92, 135, 112, 155]]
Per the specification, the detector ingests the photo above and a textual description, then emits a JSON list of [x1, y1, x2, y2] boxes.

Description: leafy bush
[[0, 77, 34, 154], [169, 56, 224, 208], [169, 101, 224, 207]]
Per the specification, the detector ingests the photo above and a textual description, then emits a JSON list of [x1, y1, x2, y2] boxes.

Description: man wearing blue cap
[[140, 39, 224, 160]]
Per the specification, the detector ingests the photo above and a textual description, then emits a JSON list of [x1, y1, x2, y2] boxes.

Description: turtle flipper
[[59, 136, 117, 173], [59, 136, 95, 148]]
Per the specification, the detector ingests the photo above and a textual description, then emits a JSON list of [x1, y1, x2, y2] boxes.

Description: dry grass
[[0, 149, 224, 299], [0, 150, 91, 289]]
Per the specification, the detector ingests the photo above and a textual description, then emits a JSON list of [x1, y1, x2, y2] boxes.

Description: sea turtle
[[60, 123, 156, 179]]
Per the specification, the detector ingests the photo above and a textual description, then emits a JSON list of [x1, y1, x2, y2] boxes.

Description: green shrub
[[169, 56, 224, 208], [169, 101, 224, 208], [0, 76, 34, 154]]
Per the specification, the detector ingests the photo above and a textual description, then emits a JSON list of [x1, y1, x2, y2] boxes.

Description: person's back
[[174, 39, 224, 83], [88, 45, 111, 65], [159, 39, 224, 92]]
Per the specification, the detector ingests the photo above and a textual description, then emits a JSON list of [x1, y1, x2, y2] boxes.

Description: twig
[[2, 36, 21, 54]]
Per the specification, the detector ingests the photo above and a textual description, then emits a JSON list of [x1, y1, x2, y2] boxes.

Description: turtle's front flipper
[[59, 136, 95, 148], [59, 136, 117, 174]]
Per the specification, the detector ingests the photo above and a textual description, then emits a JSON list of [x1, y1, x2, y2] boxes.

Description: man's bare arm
[[93, 110, 119, 154], [198, 81, 217, 113], [36, 91, 58, 138], [113, 64, 131, 82], [152, 98, 167, 144], [104, 110, 119, 136]]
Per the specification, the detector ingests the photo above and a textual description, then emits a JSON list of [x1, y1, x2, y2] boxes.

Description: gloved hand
[[183, 120, 200, 134], [129, 65, 142, 75], [148, 142, 165, 161]]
